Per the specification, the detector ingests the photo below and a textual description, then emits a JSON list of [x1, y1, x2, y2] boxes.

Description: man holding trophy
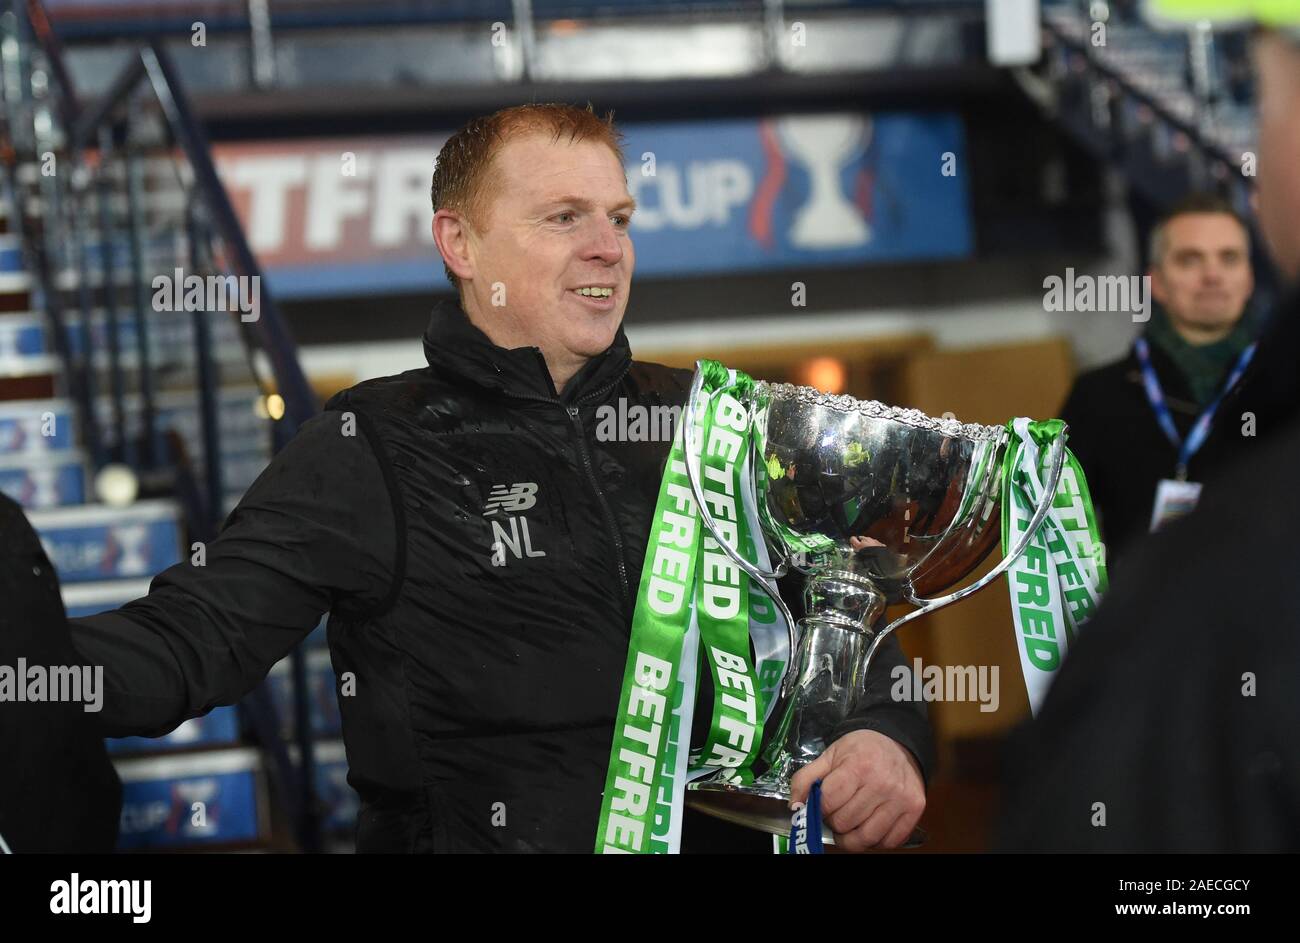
[[63, 103, 942, 853]]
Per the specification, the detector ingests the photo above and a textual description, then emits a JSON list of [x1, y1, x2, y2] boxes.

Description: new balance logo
[[483, 482, 539, 516], [483, 482, 545, 564]]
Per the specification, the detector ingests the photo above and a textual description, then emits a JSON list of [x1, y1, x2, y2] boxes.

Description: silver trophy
[[683, 368, 1065, 841]]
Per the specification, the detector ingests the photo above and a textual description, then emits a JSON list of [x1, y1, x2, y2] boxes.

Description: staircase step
[[61, 577, 154, 618], [64, 309, 251, 369], [113, 747, 268, 850], [0, 316, 252, 383], [0, 373, 56, 401], [10, 156, 187, 186], [0, 451, 86, 509], [0, 387, 272, 465], [0, 353, 57, 380], [0, 314, 51, 377], [0, 397, 76, 456], [0, 294, 31, 313], [27, 498, 183, 583], [0, 271, 31, 294], [94, 384, 269, 444], [106, 706, 242, 757]]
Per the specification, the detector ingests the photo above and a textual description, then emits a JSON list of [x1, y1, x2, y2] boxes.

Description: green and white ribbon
[[1002, 418, 1109, 716], [595, 361, 791, 854]]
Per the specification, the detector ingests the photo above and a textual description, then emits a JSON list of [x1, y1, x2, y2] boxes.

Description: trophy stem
[[686, 573, 887, 838]]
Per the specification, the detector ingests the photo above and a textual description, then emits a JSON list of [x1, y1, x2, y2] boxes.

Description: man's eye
[[612, 215, 630, 228], [553, 212, 575, 224]]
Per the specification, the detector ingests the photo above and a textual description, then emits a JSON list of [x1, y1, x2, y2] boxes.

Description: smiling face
[[1149, 213, 1254, 344], [433, 132, 635, 391]]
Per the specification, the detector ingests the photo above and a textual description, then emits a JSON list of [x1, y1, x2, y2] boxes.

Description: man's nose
[[581, 217, 625, 265]]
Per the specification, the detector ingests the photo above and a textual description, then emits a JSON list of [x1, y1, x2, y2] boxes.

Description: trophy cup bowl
[[682, 373, 1066, 843]]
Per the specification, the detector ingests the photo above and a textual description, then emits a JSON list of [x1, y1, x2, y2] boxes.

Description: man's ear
[[433, 209, 475, 283]]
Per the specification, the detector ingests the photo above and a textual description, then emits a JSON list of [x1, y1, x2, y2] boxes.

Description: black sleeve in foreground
[[67, 408, 399, 738], [0, 496, 121, 852], [828, 629, 936, 787], [995, 442, 1300, 851]]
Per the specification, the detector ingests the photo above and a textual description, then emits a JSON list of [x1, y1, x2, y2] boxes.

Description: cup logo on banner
[[776, 114, 872, 248], [107, 525, 151, 576]]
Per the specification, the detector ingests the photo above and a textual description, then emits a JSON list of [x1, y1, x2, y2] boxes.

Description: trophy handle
[[858, 432, 1069, 681], [683, 364, 799, 666]]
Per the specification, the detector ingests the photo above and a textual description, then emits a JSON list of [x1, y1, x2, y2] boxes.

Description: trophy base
[[686, 772, 838, 845], [686, 771, 928, 850]]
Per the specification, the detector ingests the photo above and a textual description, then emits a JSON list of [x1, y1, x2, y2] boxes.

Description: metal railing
[[0, 0, 323, 851]]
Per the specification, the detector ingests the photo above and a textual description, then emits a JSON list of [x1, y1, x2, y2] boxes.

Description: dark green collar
[[1144, 302, 1260, 407]]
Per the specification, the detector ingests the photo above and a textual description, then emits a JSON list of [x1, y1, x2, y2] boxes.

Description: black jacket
[[1060, 315, 1290, 569], [0, 494, 121, 853], [997, 288, 1300, 851], [69, 300, 932, 853]]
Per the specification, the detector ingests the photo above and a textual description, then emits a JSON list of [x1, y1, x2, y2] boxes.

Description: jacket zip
[[499, 366, 632, 612], [566, 402, 631, 609]]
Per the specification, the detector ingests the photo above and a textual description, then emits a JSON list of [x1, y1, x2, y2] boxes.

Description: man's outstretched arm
[[68, 408, 399, 738]]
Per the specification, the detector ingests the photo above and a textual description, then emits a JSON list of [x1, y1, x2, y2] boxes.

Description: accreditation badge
[[1150, 478, 1203, 532]]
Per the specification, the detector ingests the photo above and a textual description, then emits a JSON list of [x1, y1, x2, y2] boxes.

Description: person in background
[[1060, 193, 1262, 568], [997, 16, 1300, 853]]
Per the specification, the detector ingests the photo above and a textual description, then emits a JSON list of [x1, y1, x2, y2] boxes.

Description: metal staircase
[[0, 0, 353, 851], [1031, 2, 1259, 217]]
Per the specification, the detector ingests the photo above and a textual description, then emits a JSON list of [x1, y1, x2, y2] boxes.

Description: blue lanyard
[[788, 780, 824, 854], [1133, 336, 1257, 480]]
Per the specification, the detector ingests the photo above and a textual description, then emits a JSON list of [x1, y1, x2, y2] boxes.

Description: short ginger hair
[[430, 102, 626, 290]]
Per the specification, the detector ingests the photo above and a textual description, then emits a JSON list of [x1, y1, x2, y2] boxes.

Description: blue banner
[[222, 111, 972, 298], [116, 759, 262, 849], [622, 113, 972, 275]]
